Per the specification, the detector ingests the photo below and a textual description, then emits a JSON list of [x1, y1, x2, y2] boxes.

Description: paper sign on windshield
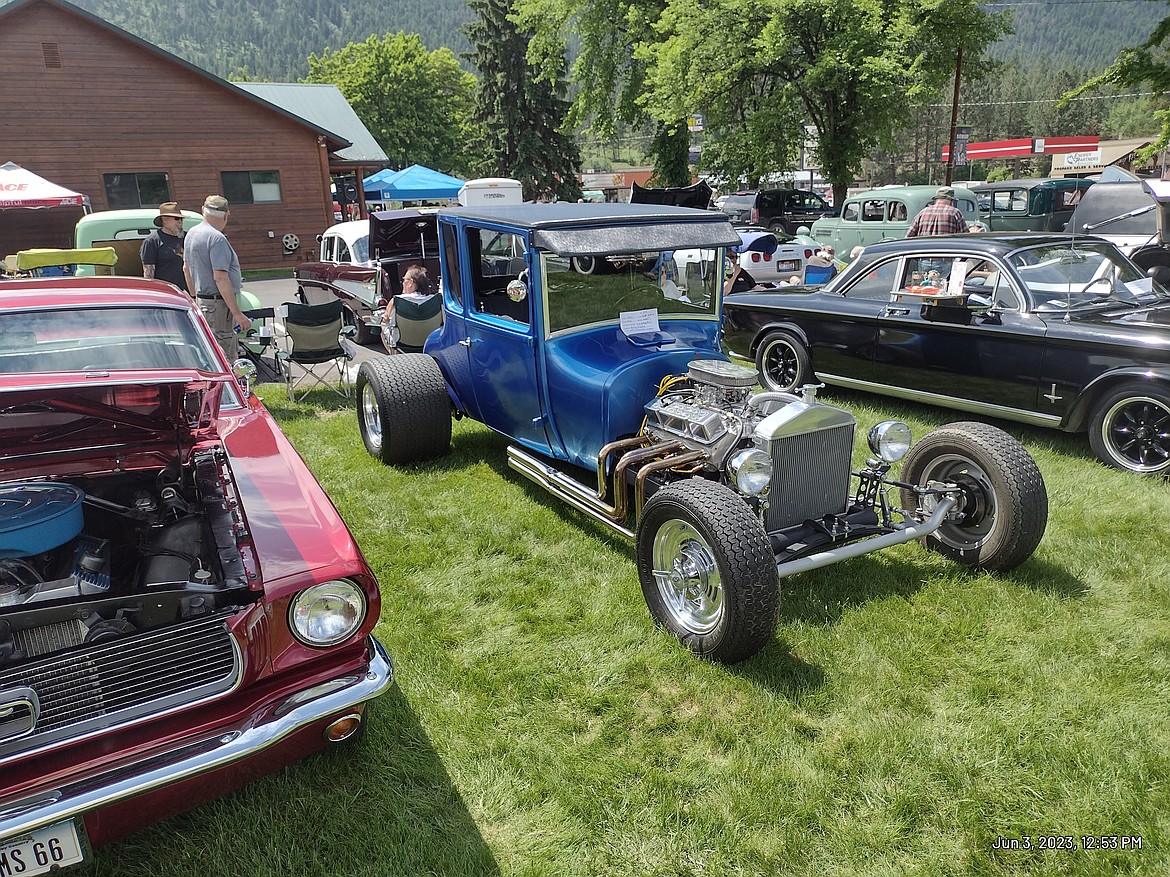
[[620, 308, 661, 337]]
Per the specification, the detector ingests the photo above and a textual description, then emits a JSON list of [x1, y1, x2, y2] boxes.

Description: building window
[[222, 170, 282, 205], [103, 173, 171, 209]]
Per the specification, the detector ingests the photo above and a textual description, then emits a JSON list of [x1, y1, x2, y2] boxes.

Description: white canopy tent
[[0, 161, 89, 209]]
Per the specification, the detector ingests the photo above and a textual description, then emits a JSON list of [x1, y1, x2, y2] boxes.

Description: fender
[[1064, 366, 1170, 431]]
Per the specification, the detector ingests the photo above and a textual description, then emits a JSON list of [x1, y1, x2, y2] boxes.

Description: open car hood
[[0, 377, 224, 476]]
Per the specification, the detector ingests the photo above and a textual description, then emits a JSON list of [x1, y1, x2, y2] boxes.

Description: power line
[[930, 90, 1158, 108]]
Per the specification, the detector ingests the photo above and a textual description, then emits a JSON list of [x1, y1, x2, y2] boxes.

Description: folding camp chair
[[382, 292, 443, 354], [276, 300, 354, 401], [239, 306, 282, 382], [803, 263, 836, 285]]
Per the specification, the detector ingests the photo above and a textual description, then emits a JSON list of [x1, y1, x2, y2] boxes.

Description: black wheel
[[344, 306, 374, 345], [356, 355, 451, 464], [1131, 247, 1170, 274], [636, 479, 780, 664], [1088, 381, 1170, 476], [571, 255, 611, 275], [899, 421, 1047, 572], [767, 220, 790, 235], [754, 329, 812, 393]]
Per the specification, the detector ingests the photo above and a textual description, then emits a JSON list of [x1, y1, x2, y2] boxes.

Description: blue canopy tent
[[363, 165, 465, 202]]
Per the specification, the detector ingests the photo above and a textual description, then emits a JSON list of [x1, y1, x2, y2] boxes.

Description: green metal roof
[[234, 82, 387, 164]]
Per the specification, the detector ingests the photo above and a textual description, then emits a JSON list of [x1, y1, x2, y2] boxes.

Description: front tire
[[357, 355, 451, 464], [1088, 381, 1170, 476], [899, 421, 1047, 572], [636, 479, 780, 664], [755, 329, 812, 393], [345, 306, 375, 345]]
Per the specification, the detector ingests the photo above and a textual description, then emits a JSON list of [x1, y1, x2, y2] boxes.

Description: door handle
[[884, 307, 911, 316], [459, 338, 474, 347]]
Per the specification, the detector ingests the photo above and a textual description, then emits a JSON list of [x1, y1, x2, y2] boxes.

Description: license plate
[[0, 820, 86, 875], [776, 259, 801, 272]]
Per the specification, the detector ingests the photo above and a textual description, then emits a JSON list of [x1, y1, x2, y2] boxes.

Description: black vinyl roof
[[437, 203, 740, 256]]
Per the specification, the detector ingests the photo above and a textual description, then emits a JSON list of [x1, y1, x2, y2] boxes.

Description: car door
[[872, 254, 1047, 413], [458, 224, 551, 452]]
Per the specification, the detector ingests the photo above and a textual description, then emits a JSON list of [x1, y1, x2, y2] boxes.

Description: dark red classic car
[[294, 210, 440, 345], [0, 276, 391, 872]]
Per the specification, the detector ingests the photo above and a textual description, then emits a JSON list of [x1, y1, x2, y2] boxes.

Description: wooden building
[[0, 0, 381, 267]]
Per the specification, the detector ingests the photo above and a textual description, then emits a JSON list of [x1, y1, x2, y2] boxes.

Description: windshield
[[0, 306, 222, 373], [542, 250, 722, 335], [352, 235, 370, 263], [1008, 242, 1170, 311]]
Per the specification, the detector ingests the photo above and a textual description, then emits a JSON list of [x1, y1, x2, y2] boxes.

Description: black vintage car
[[722, 233, 1170, 475]]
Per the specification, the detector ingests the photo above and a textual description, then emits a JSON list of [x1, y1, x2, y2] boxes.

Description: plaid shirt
[[906, 201, 966, 236]]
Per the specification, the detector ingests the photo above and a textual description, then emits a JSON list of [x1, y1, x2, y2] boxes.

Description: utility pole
[[945, 46, 963, 185]]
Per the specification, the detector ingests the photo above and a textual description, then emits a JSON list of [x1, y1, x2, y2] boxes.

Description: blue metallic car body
[[424, 204, 736, 468]]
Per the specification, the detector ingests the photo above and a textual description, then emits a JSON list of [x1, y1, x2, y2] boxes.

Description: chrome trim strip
[[0, 636, 393, 839], [776, 496, 958, 579], [819, 373, 1062, 428]]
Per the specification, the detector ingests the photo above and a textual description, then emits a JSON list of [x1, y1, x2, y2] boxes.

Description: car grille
[[0, 614, 240, 760], [763, 421, 855, 532]]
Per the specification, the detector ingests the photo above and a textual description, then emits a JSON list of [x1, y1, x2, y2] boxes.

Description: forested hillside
[[9, 0, 1164, 83], [989, 0, 1165, 70]]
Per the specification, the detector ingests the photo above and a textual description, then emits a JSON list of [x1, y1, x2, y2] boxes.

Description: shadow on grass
[[1007, 555, 1089, 599], [78, 685, 499, 877]]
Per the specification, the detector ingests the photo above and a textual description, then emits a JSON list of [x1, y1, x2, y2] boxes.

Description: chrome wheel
[[650, 520, 723, 634], [913, 453, 997, 550], [360, 380, 382, 455]]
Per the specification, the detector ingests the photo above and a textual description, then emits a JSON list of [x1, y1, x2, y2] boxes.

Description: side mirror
[[232, 358, 258, 395]]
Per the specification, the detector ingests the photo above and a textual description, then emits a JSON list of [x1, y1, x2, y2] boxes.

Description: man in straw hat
[[906, 186, 967, 237], [141, 201, 189, 293], [184, 195, 251, 360]]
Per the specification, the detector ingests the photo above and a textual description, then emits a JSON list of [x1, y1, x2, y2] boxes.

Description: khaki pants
[[198, 296, 239, 361]]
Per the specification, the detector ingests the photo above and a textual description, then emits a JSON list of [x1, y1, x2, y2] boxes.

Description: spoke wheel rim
[[651, 519, 723, 634], [918, 454, 997, 549], [762, 340, 798, 390], [1102, 395, 1170, 473], [360, 382, 382, 450]]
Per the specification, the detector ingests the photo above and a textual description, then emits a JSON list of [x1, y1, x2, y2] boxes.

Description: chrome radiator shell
[[753, 399, 856, 531]]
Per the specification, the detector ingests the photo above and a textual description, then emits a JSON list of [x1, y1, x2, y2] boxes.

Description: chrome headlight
[[727, 448, 773, 496], [290, 580, 367, 647], [867, 420, 912, 462]]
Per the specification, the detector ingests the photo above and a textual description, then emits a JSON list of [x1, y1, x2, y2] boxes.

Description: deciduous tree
[[305, 32, 478, 175]]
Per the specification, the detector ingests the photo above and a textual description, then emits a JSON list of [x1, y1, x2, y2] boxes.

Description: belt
[[196, 293, 221, 300]]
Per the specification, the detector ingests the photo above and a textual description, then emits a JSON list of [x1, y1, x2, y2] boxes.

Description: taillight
[[804, 249, 814, 259], [763, 252, 773, 262], [751, 207, 760, 224]]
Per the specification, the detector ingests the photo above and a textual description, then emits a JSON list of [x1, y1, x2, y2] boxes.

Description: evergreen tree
[[465, 0, 582, 201]]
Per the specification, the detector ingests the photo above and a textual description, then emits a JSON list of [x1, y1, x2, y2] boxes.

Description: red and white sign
[[0, 161, 88, 209], [941, 136, 1100, 163]]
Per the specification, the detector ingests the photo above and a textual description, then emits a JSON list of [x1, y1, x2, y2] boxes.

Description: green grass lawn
[[79, 386, 1168, 877]]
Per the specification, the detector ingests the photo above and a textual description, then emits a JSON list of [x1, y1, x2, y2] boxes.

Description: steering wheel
[[1078, 277, 1114, 296]]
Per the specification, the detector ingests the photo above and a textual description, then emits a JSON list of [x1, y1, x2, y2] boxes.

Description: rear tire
[[754, 329, 812, 393], [1088, 381, 1170, 475], [899, 422, 1047, 572], [356, 355, 451, 464], [636, 479, 780, 664]]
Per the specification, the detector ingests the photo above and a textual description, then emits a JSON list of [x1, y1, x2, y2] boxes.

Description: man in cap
[[906, 186, 967, 237], [140, 201, 188, 293], [184, 195, 251, 360]]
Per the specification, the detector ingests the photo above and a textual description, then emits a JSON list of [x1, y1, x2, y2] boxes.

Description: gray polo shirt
[[185, 220, 241, 297]]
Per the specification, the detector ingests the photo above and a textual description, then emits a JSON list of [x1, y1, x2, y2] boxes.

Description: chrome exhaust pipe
[[507, 445, 635, 538]]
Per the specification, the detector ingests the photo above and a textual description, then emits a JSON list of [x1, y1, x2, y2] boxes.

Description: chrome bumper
[[0, 636, 393, 840]]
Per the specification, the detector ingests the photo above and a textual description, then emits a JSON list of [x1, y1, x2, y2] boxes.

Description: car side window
[[440, 221, 463, 307], [843, 261, 897, 300], [842, 202, 859, 222], [321, 236, 336, 262], [862, 200, 885, 222], [337, 240, 351, 263], [469, 228, 529, 325], [888, 201, 908, 222]]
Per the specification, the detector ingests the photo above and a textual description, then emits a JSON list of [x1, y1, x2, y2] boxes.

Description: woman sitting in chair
[[380, 264, 432, 326], [380, 264, 441, 354]]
